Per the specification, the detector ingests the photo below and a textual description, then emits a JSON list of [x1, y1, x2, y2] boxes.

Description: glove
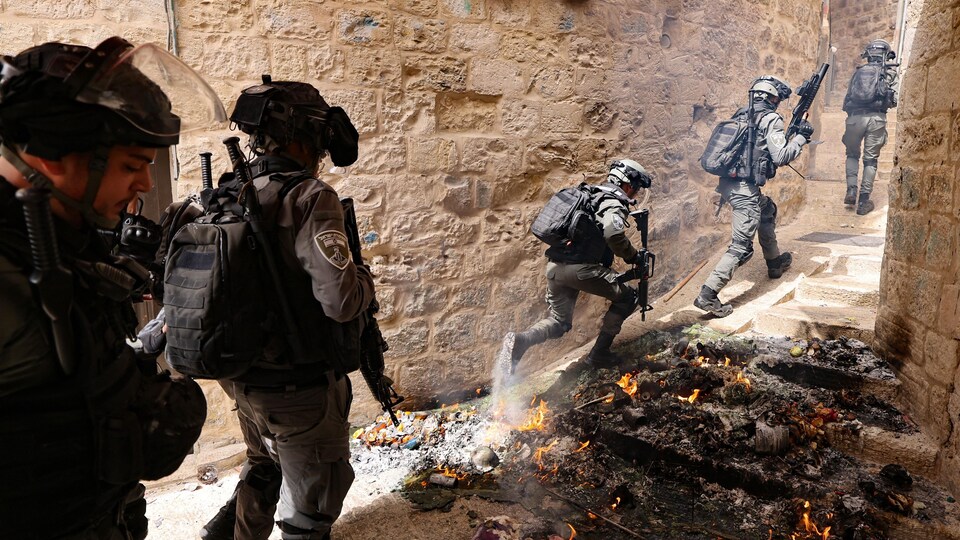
[[630, 251, 646, 266], [796, 119, 815, 140]]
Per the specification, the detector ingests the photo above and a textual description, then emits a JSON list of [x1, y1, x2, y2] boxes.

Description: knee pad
[[243, 462, 282, 491], [760, 198, 778, 224], [863, 158, 878, 167], [727, 242, 754, 266]]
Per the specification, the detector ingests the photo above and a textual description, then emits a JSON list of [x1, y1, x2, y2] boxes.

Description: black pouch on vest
[[137, 374, 207, 480]]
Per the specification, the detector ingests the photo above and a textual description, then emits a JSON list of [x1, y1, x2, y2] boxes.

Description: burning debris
[[349, 327, 960, 539]]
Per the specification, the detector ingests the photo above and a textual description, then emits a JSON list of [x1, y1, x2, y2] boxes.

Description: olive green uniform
[[228, 156, 375, 540], [704, 111, 807, 293]]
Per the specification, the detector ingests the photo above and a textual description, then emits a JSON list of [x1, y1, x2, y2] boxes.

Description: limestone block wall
[[0, 0, 823, 418], [875, 0, 960, 495], [826, 0, 900, 106]]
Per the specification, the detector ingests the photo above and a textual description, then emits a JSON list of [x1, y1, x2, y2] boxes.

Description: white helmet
[[750, 75, 792, 101], [607, 159, 652, 190]]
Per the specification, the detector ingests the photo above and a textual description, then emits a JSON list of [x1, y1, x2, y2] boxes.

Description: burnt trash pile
[[350, 326, 960, 540]]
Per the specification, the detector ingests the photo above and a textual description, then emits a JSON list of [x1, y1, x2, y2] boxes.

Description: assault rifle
[[786, 62, 830, 139], [16, 188, 77, 375], [616, 209, 656, 321], [341, 198, 405, 427]]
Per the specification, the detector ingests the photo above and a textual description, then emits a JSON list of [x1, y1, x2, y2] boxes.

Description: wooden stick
[[540, 486, 647, 539], [659, 259, 709, 304], [573, 393, 616, 410]]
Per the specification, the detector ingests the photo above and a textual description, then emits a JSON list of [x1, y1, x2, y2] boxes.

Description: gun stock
[[341, 198, 404, 426]]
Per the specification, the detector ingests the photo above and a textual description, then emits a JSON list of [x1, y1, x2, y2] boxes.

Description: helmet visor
[[76, 43, 226, 140]]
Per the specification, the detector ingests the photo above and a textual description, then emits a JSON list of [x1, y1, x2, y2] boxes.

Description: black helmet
[[0, 37, 225, 227], [231, 75, 359, 167], [862, 39, 895, 63]]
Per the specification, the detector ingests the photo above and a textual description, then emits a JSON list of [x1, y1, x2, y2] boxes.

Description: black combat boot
[[856, 193, 874, 215], [765, 252, 793, 279], [844, 186, 857, 205], [199, 485, 238, 540], [585, 332, 621, 368], [511, 330, 536, 372], [693, 285, 733, 318]]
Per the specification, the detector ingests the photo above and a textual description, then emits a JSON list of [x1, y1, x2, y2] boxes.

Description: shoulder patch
[[314, 230, 351, 270], [611, 214, 625, 231]]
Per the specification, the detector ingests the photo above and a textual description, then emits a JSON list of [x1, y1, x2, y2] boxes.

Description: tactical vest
[[728, 107, 779, 185], [231, 164, 361, 386], [0, 184, 205, 537]]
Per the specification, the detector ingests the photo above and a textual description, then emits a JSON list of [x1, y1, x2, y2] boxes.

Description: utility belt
[[846, 107, 886, 116], [239, 370, 343, 394]]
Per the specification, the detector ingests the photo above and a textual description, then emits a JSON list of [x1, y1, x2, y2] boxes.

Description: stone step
[[825, 254, 884, 276], [752, 301, 876, 346], [825, 424, 938, 479], [796, 273, 880, 308]]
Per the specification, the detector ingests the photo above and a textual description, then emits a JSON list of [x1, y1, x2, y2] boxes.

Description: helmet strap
[[1, 143, 117, 229]]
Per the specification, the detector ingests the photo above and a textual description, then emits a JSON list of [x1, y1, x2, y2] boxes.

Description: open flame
[[676, 388, 701, 404], [534, 440, 558, 470], [436, 465, 468, 481], [736, 370, 752, 391], [724, 356, 731, 366], [611, 496, 621, 511], [794, 500, 832, 540], [616, 373, 639, 397], [574, 440, 590, 453], [566, 523, 577, 539], [517, 399, 550, 431]]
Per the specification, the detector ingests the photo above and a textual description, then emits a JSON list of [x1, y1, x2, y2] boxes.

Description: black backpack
[[700, 116, 751, 178], [844, 63, 891, 111], [162, 174, 307, 379], [531, 183, 603, 249]]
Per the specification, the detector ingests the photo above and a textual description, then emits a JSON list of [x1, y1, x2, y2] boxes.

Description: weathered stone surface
[[389, 210, 479, 247], [394, 14, 447, 52], [188, 35, 270, 79], [925, 51, 960, 114], [468, 57, 525, 96], [382, 89, 435, 134], [398, 0, 439, 17], [499, 30, 563, 63], [489, 0, 530, 27], [434, 312, 479, 352], [404, 55, 467, 92], [308, 43, 346, 82], [10, 0, 94, 18], [449, 23, 500, 54], [98, 0, 167, 25], [436, 94, 499, 131], [923, 330, 960, 386], [500, 99, 541, 137], [270, 42, 307, 80], [321, 88, 379, 135], [337, 9, 392, 45], [256, 1, 330, 39], [924, 215, 955, 271], [440, 0, 485, 20], [340, 47, 400, 88], [531, 65, 575, 99], [352, 135, 406, 175], [441, 175, 473, 214], [898, 115, 949, 158], [405, 283, 450, 317], [0, 22, 37, 51], [540, 102, 582, 136], [407, 137, 457, 173], [569, 36, 613, 69], [175, 0, 252, 31], [383, 318, 430, 357], [524, 140, 575, 173], [460, 137, 523, 177]]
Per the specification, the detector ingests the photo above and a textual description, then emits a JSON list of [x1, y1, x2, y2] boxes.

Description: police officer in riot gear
[[507, 159, 653, 371], [200, 77, 374, 540], [0, 37, 223, 539], [695, 75, 813, 317], [842, 39, 898, 215]]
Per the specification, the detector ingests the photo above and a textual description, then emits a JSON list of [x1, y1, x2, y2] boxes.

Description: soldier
[[695, 76, 813, 317], [842, 39, 899, 215], [201, 78, 374, 540], [507, 160, 653, 371], [0, 37, 222, 539]]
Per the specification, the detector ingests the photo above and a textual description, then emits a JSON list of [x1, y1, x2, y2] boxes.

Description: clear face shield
[[72, 39, 227, 144]]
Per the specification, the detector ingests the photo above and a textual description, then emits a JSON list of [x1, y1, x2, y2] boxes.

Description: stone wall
[[826, 0, 900, 106], [875, 0, 960, 495], [0, 0, 824, 419]]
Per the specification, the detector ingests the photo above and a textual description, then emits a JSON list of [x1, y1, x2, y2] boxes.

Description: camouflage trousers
[[842, 111, 888, 195], [704, 178, 781, 293], [521, 260, 637, 345]]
